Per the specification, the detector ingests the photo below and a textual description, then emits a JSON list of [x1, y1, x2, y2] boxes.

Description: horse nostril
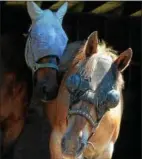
[[61, 137, 65, 147]]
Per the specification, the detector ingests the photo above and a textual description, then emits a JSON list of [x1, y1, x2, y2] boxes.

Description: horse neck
[[45, 80, 69, 130], [44, 99, 58, 128], [44, 98, 67, 131]]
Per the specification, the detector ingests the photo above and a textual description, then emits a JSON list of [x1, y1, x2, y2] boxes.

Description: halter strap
[[68, 109, 98, 128], [33, 62, 59, 72]]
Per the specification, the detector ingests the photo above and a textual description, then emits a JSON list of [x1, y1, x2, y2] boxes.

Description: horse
[[0, 33, 32, 154], [47, 31, 133, 159], [25, 1, 68, 102]]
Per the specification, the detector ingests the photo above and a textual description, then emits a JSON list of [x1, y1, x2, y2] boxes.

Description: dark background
[[1, 1, 141, 159]]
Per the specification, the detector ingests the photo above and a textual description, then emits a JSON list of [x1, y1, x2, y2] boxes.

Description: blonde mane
[[72, 41, 118, 65], [71, 40, 124, 90]]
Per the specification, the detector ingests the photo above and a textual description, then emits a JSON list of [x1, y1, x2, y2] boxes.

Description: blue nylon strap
[[35, 62, 59, 71]]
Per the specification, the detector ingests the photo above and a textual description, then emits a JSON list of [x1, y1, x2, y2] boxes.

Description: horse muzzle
[[35, 81, 59, 102], [61, 135, 86, 158]]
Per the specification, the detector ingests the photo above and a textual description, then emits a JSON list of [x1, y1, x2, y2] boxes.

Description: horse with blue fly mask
[[47, 31, 133, 159], [25, 1, 68, 102]]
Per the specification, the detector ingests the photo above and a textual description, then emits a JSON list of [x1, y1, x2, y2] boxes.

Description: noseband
[[66, 72, 120, 138]]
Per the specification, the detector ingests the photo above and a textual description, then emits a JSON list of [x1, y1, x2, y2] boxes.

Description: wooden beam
[[36, 1, 42, 7], [91, 2, 124, 14], [69, 2, 84, 12], [6, 1, 42, 7], [6, 1, 26, 5], [50, 1, 80, 10], [131, 10, 142, 16]]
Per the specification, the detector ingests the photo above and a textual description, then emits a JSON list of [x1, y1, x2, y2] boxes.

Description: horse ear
[[56, 2, 68, 24], [84, 31, 98, 57], [115, 48, 133, 72], [27, 1, 43, 20]]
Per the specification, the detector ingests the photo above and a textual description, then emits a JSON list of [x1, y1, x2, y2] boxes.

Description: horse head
[[60, 31, 133, 158], [25, 1, 68, 101]]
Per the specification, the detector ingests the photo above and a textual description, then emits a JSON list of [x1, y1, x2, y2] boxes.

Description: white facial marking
[[79, 131, 83, 138]]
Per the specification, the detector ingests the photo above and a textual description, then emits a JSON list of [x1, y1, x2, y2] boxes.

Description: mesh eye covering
[[25, 4, 68, 73]]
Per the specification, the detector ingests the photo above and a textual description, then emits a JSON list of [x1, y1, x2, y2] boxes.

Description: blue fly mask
[[25, 2, 68, 73], [66, 54, 120, 128]]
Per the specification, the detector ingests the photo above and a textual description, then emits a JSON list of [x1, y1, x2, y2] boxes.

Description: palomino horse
[[25, 1, 68, 102], [47, 31, 132, 159], [0, 33, 32, 153]]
